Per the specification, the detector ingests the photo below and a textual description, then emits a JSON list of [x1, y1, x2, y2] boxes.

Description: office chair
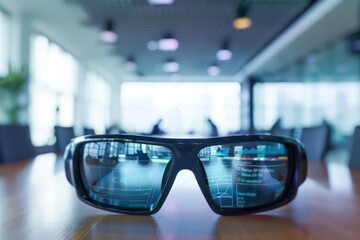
[[83, 127, 95, 135], [349, 126, 360, 169], [300, 122, 331, 161], [54, 126, 75, 154], [0, 125, 36, 163], [270, 119, 294, 138]]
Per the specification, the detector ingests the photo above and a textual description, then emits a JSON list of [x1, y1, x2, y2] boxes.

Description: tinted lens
[[81, 141, 173, 212], [198, 141, 289, 209]]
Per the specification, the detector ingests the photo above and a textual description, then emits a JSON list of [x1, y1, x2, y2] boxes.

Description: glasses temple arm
[[299, 146, 308, 185], [64, 143, 75, 186]]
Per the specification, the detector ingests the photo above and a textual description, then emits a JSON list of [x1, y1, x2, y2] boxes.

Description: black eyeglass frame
[[64, 134, 307, 216]]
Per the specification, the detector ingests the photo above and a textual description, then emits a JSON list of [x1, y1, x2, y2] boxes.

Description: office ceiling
[[66, 0, 317, 77]]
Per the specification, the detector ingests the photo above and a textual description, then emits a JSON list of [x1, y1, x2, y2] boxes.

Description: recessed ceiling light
[[163, 59, 180, 73], [124, 57, 137, 72], [233, 3, 252, 30], [148, 0, 175, 5], [207, 64, 220, 76], [158, 38, 179, 51], [233, 17, 252, 30], [217, 49, 232, 61], [99, 19, 118, 43], [216, 41, 232, 61], [158, 34, 179, 51]]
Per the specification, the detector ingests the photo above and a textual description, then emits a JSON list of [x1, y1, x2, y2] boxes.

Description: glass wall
[[29, 35, 78, 146], [0, 9, 10, 76], [255, 82, 360, 142], [0, 9, 10, 123], [85, 71, 111, 134], [120, 82, 240, 136], [256, 36, 360, 144]]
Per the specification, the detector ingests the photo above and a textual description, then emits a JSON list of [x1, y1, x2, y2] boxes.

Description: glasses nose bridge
[[172, 144, 200, 172]]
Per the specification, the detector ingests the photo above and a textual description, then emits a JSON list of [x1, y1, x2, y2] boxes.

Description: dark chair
[[137, 150, 150, 164], [349, 126, 360, 169], [0, 125, 36, 163], [83, 127, 95, 135], [54, 126, 75, 154], [300, 122, 331, 161], [270, 119, 294, 138], [270, 126, 294, 138]]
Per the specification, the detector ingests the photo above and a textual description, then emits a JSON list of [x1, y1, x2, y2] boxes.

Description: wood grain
[[1, 153, 359, 240]]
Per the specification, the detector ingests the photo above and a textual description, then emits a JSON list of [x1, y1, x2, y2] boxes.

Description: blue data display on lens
[[199, 142, 289, 209], [81, 141, 173, 211]]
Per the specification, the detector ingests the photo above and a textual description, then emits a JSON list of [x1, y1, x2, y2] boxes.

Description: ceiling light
[[207, 64, 220, 77], [158, 34, 179, 51], [99, 19, 118, 43], [233, 17, 252, 30], [233, 4, 252, 30], [163, 59, 180, 73], [217, 49, 232, 61], [216, 41, 232, 61], [124, 57, 137, 72], [148, 0, 175, 4]]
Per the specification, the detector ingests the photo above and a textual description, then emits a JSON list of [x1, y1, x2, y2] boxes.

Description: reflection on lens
[[81, 141, 172, 211], [198, 141, 289, 209]]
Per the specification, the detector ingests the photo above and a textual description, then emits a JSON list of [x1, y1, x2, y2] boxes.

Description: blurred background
[[0, 0, 359, 164]]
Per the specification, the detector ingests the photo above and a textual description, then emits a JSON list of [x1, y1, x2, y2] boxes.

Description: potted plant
[[0, 70, 28, 124]]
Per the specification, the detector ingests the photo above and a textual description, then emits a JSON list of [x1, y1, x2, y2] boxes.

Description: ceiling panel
[[66, 0, 317, 76]]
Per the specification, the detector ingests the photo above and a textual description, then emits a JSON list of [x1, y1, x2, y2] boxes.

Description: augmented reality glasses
[[64, 134, 307, 215]]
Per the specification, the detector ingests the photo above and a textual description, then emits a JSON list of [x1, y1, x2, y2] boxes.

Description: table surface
[[0, 153, 359, 240]]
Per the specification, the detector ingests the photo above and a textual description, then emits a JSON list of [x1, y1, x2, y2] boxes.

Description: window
[[258, 37, 360, 144], [85, 72, 111, 134], [0, 9, 10, 76], [120, 82, 241, 136], [0, 9, 10, 123], [29, 35, 78, 146], [254, 82, 360, 143]]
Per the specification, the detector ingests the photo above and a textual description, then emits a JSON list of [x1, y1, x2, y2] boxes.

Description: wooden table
[[1, 153, 359, 240]]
